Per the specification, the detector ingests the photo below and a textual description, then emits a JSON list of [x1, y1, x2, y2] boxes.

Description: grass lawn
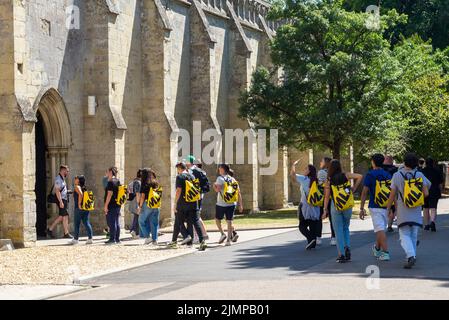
[[200, 201, 365, 231]]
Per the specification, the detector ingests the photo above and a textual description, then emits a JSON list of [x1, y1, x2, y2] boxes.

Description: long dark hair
[[141, 167, 159, 189], [307, 164, 317, 188], [327, 159, 343, 181], [76, 175, 87, 192]]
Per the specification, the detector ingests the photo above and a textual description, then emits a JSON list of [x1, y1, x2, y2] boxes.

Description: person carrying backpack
[[214, 164, 243, 246], [317, 157, 336, 246], [137, 168, 162, 245], [173, 161, 207, 251], [291, 159, 322, 250], [127, 169, 142, 239], [104, 166, 126, 245], [360, 154, 392, 261], [186, 155, 210, 241], [323, 159, 363, 263], [383, 155, 398, 232], [386, 153, 431, 269], [70, 175, 94, 245]]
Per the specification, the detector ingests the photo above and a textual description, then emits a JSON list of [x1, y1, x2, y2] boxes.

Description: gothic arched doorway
[[33, 88, 72, 238]]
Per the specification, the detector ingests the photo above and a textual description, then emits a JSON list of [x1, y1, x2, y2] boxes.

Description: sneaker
[[46, 229, 55, 239], [344, 247, 351, 261], [63, 233, 73, 239], [181, 235, 192, 245], [104, 240, 115, 245], [430, 221, 436, 232], [424, 224, 430, 231], [336, 255, 347, 263], [152, 240, 158, 246], [70, 239, 79, 245], [144, 238, 152, 245], [316, 237, 322, 246], [330, 238, 337, 246], [198, 240, 207, 251], [306, 239, 316, 250], [231, 231, 239, 243], [404, 256, 416, 269], [86, 239, 93, 245], [225, 241, 232, 246], [372, 245, 381, 258], [387, 226, 394, 233], [131, 231, 139, 239], [378, 251, 391, 261], [218, 233, 227, 244], [167, 241, 178, 249]]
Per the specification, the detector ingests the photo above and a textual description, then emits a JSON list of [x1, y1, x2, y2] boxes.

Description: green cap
[[186, 155, 196, 164]]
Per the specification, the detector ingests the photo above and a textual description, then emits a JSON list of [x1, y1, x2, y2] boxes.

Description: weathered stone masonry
[[0, 0, 314, 247]]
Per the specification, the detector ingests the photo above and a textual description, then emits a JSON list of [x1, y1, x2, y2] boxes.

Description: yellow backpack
[[115, 184, 128, 206], [184, 177, 201, 203], [222, 176, 239, 204], [81, 190, 95, 211], [331, 180, 354, 211], [400, 171, 424, 208], [373, 176, 391, 208], [147, 186, 163, 208], [307, 180, 324, 207]]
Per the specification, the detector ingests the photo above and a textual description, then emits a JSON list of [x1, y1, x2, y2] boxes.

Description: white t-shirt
[[215, 175, 236, 207]]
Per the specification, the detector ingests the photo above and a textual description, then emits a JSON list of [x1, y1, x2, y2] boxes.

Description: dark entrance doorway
[[35, 111, 47, 238]]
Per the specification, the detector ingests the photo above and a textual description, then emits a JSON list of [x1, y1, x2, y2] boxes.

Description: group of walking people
[[45, 156, 244, 251], [292, 152, 444, 269]]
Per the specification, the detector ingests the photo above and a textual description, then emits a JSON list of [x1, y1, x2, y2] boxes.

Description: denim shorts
[[215, 205, 236, 221]]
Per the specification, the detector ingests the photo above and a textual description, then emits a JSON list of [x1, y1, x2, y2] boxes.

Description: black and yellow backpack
[[81, 190, 95, 211], [371, 174, 391, 208], [307, 180, 324, 207], [222, 176, 239, 204], [400, 171, 424, 208], [184, 175, 201, 203], [147, 186, 163, 209], [331, 176, 354, 211], [115, 183, 128, 206]]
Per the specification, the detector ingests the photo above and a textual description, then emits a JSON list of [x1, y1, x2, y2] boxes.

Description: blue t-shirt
[[363, 168, 392, 208]]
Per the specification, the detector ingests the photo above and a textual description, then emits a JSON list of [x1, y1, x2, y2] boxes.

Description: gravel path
[[0, 240, 193, 285]]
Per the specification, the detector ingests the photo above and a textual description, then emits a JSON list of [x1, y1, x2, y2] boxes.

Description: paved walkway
[[53, 200, 449, 300]]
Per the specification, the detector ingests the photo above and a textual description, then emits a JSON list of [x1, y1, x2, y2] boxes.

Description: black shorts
[[58, 199, 69, 216], [423, 197, 439, 209], [215, 205, 236, 221]]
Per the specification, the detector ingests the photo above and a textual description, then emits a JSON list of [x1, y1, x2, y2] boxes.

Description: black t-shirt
[[105, 178, 121, 209], [422, 167, 443, 199], [140, 182, 159, 197], [176, 172, 197, 211]]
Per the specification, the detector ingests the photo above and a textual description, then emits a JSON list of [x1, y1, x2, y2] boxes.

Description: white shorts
[[370, 208, 388, 233]]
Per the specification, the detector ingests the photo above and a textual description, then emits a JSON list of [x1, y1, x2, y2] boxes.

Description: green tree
[[239, 0, 406, 159], [343, 0, 449, 50]]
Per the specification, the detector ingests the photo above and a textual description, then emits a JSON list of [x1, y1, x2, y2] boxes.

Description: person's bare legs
[[423, 208, 430, 226], [49, 216, 63, 231], [376, 231, 388, 252], [215, 219, 224, 235], [430, 208, 437, 223], [62, 216, 70, 235], [226, 220, 233, 242], [199, 218, 208, 238]]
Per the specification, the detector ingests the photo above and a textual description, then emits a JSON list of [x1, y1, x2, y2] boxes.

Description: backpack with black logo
[[192, 167, 210, 194], [147, 186, 163, 209], [370, 173, 391, 208], [115, 182, 128, 206], [184, 175, 201, 203], [400, 171, 424, 208], [222, 176, 239, 204], [81, 190, 95, 211], [307, 180, 324, 207], [331, 175, 354, 211]]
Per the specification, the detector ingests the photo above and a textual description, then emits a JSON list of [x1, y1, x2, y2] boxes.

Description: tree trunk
[[332, 140, 341, 160]]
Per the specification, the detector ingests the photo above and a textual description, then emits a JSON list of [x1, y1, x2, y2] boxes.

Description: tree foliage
[[240, 0, 406, 159]]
